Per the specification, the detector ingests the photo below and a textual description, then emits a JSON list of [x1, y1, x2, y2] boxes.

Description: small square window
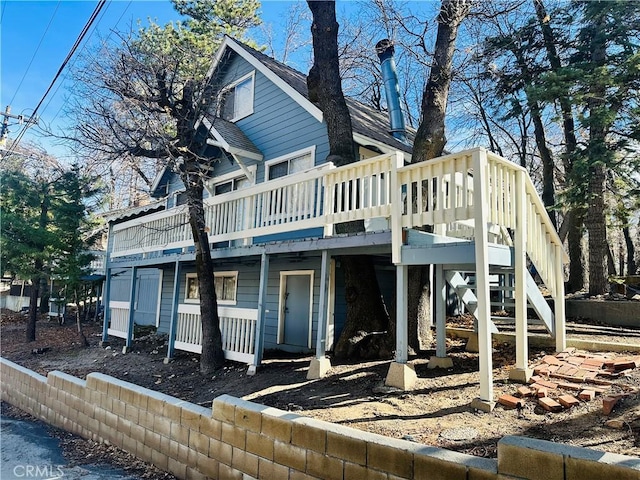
[[215, 271, 238, 304], [185, 274, 199, 302], [219, 73, 254, 122]]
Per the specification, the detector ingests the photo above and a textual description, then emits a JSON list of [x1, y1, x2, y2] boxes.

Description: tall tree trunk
[[409, 0, 471, 352], [26, 269, 41, 342], [623, 226, 637, 275], [307, 0, 391, 359], [535, 0, 584, 289], [185, 168, 225, 374], [585, 11, 608, 296], [74, 289, 89, 347]]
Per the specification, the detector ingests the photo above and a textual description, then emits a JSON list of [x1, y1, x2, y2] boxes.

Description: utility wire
[[5, 0, 107, 157]]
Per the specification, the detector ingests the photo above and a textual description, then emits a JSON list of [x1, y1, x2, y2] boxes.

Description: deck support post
[[164, 260, 181, 363], [248, 252, 269, 375], [554, 244, 566, 352], [101, 266, 111, 345], [123, 266, 137, 354], [510, 170, 531, 383], [308, 250, 331, 379], [429, 264, 453, 369], [470, 148, 495, 412], [385, 264, 417, 389]]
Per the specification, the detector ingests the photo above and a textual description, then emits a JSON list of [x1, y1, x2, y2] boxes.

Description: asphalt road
[[1, 415, 140, 480]]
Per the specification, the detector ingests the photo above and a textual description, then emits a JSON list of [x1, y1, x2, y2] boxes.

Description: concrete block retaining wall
[[2, 357, 639, 480]]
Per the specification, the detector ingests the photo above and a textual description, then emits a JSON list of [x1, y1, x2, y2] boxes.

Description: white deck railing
[[110, 148, 566, 293], [108, 301, 130, 339], [174, 304, 258, 364]]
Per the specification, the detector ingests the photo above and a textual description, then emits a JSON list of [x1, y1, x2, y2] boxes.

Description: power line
[[4, 0, 108, 157]]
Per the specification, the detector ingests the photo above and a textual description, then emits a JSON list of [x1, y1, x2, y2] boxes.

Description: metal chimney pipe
[[375, 39, 407, 143]]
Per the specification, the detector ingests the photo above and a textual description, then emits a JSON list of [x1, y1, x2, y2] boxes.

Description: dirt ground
[[1, 309, 639, 478]]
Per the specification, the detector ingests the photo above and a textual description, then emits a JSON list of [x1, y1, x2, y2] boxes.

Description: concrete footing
[[470, 397, 496, 413], [385, 362, 417, 390], [307, 357, 331, 379], [465, 333, 479, 353], [509, 367, 532, 383], [428, 356, 454, 369]]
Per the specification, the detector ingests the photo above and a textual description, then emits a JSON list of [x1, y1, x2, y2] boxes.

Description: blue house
[[102, 37, 567, 410]]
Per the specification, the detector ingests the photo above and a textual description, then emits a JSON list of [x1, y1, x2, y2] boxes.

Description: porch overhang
[[201, 116, 263, 162]]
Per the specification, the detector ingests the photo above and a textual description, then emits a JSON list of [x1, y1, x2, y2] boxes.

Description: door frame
[[134, 268, 163, 328], [277, 270, 314, 348]]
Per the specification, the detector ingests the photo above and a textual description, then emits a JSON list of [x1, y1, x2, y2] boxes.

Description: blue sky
[[0, 0, 300, 158]]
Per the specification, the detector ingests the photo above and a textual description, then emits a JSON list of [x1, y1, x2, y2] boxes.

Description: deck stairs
[[444, 268, 555, 337]]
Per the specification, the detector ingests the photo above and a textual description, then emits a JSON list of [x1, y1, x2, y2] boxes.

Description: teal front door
[[280, 272, 313, 349]]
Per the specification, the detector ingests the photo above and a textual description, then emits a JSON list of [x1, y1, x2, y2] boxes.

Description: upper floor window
[[266, 147, 315, 181], [219, 72, 255, 122], [184, 271, 238, 305]]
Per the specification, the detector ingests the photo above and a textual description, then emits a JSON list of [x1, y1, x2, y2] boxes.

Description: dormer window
[[219, 72, 254, 122]]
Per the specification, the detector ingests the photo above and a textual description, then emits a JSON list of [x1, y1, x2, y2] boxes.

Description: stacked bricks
[[3, 357, 639, 480], [498, 349, 640, 415]]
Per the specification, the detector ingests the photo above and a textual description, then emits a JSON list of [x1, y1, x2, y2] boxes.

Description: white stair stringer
[[445, 271, 499, 334], [526, 270, 554, 335]]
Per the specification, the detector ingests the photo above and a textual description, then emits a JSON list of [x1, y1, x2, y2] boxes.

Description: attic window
[[219, 72, 254, 122]]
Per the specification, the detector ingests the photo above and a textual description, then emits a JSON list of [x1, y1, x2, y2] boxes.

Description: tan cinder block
[[367, 439, 414, 479], [344, 462, 388, 480], [221, 422, 246, 449], [124, 403, 139, 424], [106, 379, 121, 399], [181, 403, 209, 431], [122, 434, 137, 455], [137, 442, 154, 464], [167, 457, 188, 479], [119, 386, 134, 405], [189, 430, 211, 455], [170, 422, 190, 446], [104, 410, 118, 429], [292, 418, 327, 453], [213, 395, 237, 423], [111, 399, 126, 418], [117, 416, 132, 437], [151, 449, 169, 471], [210, 438, 233, 465], [232, 447, 259, 478], [258, 458, 290, 480], [132, 389, 148, 410], [246, 430, 274, 460], [200, 417, 222, 439], [261, 412, 294, 443], [565, 449, 640, 480], [153, 416, 171, 438], [186, 466, 208, 480], [129, 423, 146, 443], [195, 452, 220, 478], [274, 440, 307, 472], [327, 430, 366, 464], [414, 453, 467, 480], [160, 435, 171, 456], [219, 462, 245, 480], [147, 395, 166, 416], [163, 401, 182, 422], [306, 450, 344, 480], [138, 410, 155, 430], [498, 436, 564, 480], [176, 443, 191, 465], [290, 471, 319, 480], [146, 430, 163, 452], [235, 404, 263, 433]]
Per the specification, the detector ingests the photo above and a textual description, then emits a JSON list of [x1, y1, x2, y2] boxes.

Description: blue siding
[[109, 268, 131, 302]]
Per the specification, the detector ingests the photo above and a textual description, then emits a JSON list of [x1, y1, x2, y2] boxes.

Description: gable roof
[[211, 37, 414, 155], [202, 115, 263, 161]]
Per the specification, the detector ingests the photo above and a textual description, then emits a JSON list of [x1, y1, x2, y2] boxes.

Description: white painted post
[[390, 151, 404, 264], [396, 264, 409, 363], [435, 265, 447, 358], [471, 148, 494, 410], [308, 250, 332, 379], [554, 244, 566, 352], [511, 169, 531, 382]]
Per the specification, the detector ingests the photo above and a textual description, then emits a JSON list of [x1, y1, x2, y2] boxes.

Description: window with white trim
[[219, 72, 255, 122], [184, 271, 238, 305], [214, 271, 238, 304], [265, 147, 315, 180], [185, 273, 199, 303]]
